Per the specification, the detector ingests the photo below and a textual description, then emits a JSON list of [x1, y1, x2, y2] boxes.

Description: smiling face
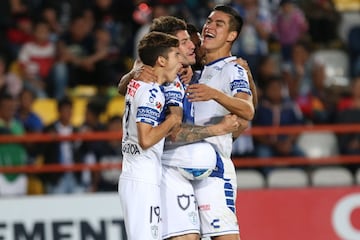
[[201, 10, 237, 53], [163, 47, 182, 83], [175, 30, 196, 66]]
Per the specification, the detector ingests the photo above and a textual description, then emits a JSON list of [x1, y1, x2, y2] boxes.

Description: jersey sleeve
[[162, 77, 185, 108], [224, 63, 252, 97], [135, 86, 164, 126]]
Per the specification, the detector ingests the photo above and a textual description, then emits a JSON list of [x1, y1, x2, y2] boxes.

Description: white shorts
[[161, 166, 200, 239], [192, 156, 239, 238], [118, 178, 162, 240]]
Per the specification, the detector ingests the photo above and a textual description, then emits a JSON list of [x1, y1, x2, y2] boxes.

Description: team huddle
[[117, 5, 256, 240]]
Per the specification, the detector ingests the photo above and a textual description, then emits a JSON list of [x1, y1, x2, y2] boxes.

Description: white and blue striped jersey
[[120, 79, 166, 185], [194, 56, 252, 159]]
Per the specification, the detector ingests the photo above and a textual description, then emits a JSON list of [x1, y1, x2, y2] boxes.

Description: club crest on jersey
[[177, 194, 191, 210], [151, 225, 159, 239]]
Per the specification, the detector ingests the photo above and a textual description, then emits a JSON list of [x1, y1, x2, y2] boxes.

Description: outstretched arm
[[168, 114, 240, 143]]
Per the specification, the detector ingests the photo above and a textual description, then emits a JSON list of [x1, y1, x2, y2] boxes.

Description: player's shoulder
[[222, 61, 248, 79], [163, 76, 185, 92]]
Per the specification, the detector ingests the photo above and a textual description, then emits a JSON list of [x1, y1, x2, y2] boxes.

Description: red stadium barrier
[[0, 124, 359, 174]]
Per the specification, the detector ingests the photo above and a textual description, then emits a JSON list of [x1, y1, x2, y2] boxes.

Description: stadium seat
[[312, 49, 350, 87], [267, 168, 309, 188], [71, 97, 88, 127], [297, 131, 339, 158], [105, 96, 125, 118], [236, 169, 266, 189], [68, 85, 98, 98], [311, 166, 354, 187], [32, 98, 58, 125]]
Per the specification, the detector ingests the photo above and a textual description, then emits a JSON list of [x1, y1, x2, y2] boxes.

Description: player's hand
[[232, 118, 250, 139], [216, 114, 240, 135], [186, 83, 219, 102], [132, 60, 157, 83], [179, 66, 193, 85]]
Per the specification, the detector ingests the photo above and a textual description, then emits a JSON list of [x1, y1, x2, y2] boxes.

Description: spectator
[[256, 54, 280, 98], [295, 60, 335, 124], [274, 0, 308, 63], [0, 93, 28, 196], [18, 20, 56, 98], [252, 75, 305, 170], [281, 40, 313, 100], [6, 13, 33, 60], [232, 0, 272, 72], [90, 115, 122, 192], [50, 14, 107, 99], [336, 77, 360, 157], [41, 96, 83, 194], [0, 56, 22, 97], [15, 88, 44, 162], [77, 98, 107, 191], [41, 7, 63, 42], [301, 0, 341, 47]]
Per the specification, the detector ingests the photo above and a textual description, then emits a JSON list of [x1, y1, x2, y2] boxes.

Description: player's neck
[[205, 48, 232, 64], [153, 68, 166, 85]]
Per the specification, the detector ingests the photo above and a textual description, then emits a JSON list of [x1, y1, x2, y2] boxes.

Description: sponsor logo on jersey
[[231, 79, 251, 95], [137, 106, 161, 122], [122, 143, 141, 155], [165, 91, 183, 105], [199, 204, 211, 211], [148, 88, 159, 104], [127, 80, 140, 97], [211, 219, 220, 229]]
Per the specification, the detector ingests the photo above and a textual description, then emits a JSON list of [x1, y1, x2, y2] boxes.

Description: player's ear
[[227, 31, 237, 42], [157, 55, 167, 67]]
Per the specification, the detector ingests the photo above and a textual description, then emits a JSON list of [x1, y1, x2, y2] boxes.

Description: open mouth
[[203, 32, 215, 40]]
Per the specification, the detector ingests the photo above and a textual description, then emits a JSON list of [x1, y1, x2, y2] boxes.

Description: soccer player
[[118, 31, 182, 240], [185, 5, 255, 240], [118, 16, 244, 240]]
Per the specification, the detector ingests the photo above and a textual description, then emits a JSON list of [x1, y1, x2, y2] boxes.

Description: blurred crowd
[[0, 0, 359, 196]]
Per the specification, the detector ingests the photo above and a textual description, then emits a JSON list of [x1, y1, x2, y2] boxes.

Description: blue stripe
[[225, 190, 233, 197], [209, 151, 224, 178]]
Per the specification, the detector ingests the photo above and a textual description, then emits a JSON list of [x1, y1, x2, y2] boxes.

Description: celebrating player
[[118, 31, 182, 240], [186, 5, 255, 240]]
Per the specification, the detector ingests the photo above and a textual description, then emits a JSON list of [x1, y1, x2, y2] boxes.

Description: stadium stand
[[236, 169, 266, 189], [297, 131, 339, 158], [31, 98, 58, 125], [311, 166, 354, 187], [267, 168, 309, 188]]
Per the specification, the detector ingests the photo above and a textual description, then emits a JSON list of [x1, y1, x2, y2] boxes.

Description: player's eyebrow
[[206, 16, 226, 26]]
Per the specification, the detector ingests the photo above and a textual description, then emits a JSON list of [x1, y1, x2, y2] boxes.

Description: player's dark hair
[[214, 5, 243, 39], [138, 31, 179, 67], [150, 16, 187, 36]]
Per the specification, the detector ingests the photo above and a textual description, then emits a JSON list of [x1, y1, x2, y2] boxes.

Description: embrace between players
[[118, 4, 257, 240]]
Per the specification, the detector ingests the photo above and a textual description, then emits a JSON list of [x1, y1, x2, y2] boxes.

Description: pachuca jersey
[[121, 79, 166, 185], [194, 56, 252, 159]]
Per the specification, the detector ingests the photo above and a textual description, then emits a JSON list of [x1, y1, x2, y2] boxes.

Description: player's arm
[[235, 57, 258, 108], [118, 60, 157, 95], [186, 84, 254, 121], [137, 113, 181, 150], [168, 114, 239, 143]]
